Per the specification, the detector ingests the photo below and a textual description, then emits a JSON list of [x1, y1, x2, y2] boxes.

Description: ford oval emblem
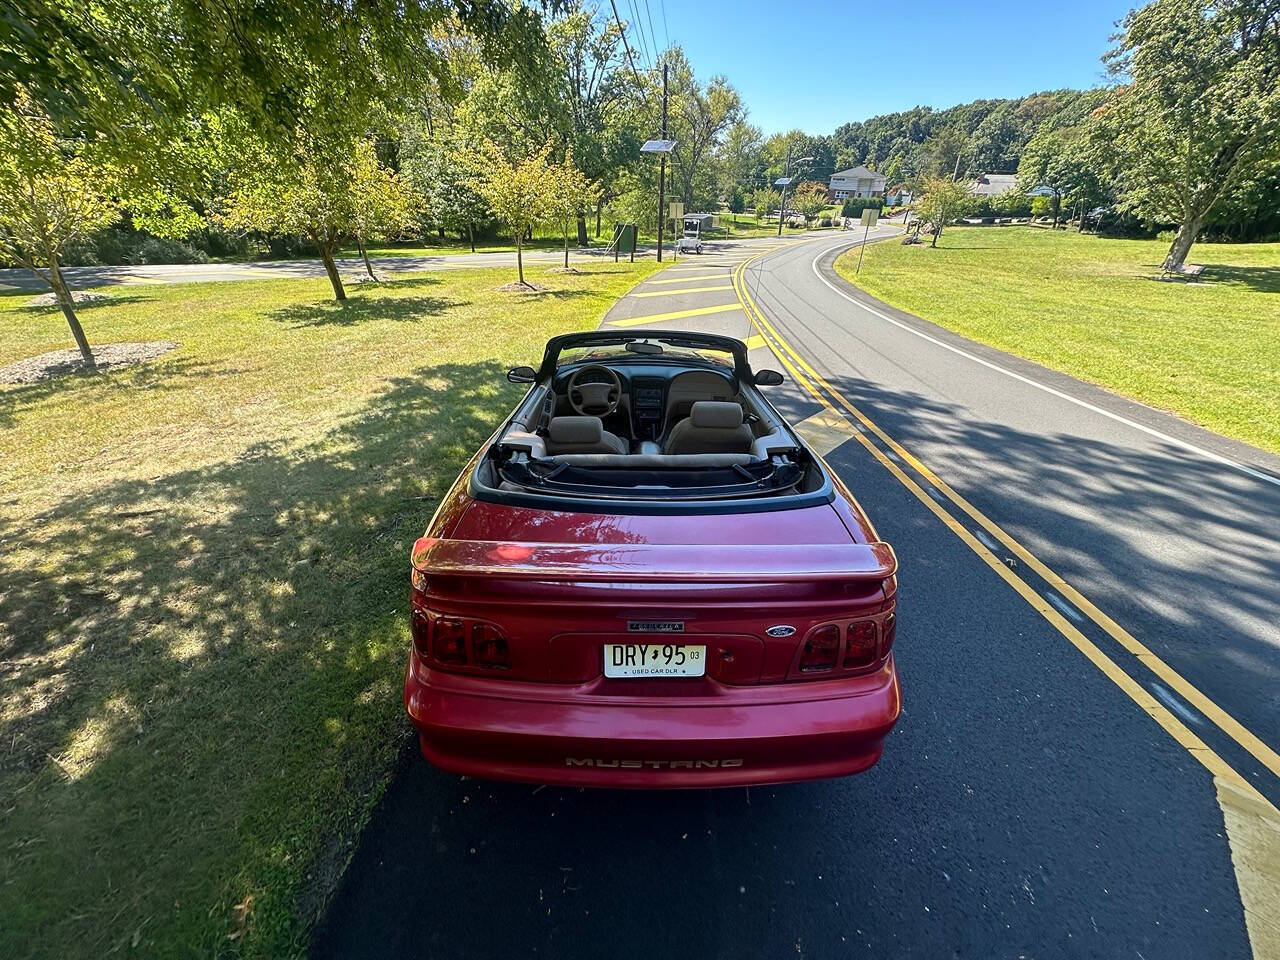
[[765, 625, 796, 638]]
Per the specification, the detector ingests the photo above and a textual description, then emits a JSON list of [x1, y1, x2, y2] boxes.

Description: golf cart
[[676, 213, 714, 254]]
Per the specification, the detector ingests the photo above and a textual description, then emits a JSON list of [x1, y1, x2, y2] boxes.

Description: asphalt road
[[0, 234, 824, 291], [314, 230, 1280, 959]]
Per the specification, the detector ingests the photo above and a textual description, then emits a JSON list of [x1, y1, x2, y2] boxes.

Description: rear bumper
[[404, 652, 901, 788]]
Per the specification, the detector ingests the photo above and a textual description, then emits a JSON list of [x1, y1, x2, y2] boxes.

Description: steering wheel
[[567, 365, 623, 417]]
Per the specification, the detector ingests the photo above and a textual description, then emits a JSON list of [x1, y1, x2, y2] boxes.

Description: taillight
[[843, 620, 877, 668], [434, 617, 467, 664], [410, 608, 431, 657], [472, 623, 511, 670], [881, 612, 896, 655], [798, 624, 840, 672]]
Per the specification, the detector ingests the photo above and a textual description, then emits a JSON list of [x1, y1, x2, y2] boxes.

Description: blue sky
[[624, 0, 1135, 134]]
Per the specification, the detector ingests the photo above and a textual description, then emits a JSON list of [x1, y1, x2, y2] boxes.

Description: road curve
[[313, 230, 1278, 960]]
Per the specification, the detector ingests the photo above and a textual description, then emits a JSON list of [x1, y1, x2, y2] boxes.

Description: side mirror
[[753, 369, 784, 386], [507, 366, 537, 384]]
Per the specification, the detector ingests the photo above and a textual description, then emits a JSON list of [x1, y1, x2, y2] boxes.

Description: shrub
[[840, 196, 883, 218], [818, 216, 832, 227]]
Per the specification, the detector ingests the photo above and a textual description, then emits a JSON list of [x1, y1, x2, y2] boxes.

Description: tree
[[472, 140, 556, 286], [791, 182, 829, 223], [549, 148, 599, 269], [402, 137, 490, 250], [718, 120, 764, 196], [0, 101, 120, 368], [727, 187, 745, 214], [750, 187, 780, 223], [222, 136, 371, 301], [664, 48, 743, 211], [1097, 0, 1280, 269], [1018, 124, 1109, 229], [914, 176, 972, 246], [349, 139, 423, 280]]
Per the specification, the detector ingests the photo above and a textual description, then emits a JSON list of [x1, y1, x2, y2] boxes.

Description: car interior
[[471, 340, 828, 502]]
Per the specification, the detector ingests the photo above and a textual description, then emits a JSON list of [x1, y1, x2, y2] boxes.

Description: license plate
[[604, 643, 706, 678]]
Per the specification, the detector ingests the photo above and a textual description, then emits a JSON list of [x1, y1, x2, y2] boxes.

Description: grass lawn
[[0, 258, 661, 958], [835, 227, 1280, 453]]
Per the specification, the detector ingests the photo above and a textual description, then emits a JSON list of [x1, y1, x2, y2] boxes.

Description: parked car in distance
[[405, 331, 901, 787]]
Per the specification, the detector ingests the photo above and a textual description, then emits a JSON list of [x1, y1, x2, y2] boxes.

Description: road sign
[[860, 208, 879, 227], [669, 201, 684, 220]]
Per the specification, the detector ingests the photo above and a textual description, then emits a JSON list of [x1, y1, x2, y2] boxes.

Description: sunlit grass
[[0, 259, 661, 958], [835, 228, 1280, 453]]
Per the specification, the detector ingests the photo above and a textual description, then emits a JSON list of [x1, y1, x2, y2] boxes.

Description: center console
[[630, 378, 667, 442]]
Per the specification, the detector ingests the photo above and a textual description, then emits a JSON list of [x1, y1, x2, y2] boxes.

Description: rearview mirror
[[507, 366, 537, 384], [754, 369, 784, 386]]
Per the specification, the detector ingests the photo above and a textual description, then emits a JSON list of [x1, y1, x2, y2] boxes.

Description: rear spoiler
[[410, 537, 896, 582]]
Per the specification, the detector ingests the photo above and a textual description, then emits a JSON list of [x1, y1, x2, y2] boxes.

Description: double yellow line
[[732, 241, 1280, 811]]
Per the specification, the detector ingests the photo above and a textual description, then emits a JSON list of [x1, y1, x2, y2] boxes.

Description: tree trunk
[[563, 226, 570, 269], [576, 213, 588, 247], [930, 224, 940, 248], [595, 200, 603, 238], [438, 226, 445, 240], [1163, 214, 1204, 272], [48, 257, 96, 369], [468, 221, 475, 253], [516, 231, 524, 285], [318, 243, 347, 300], [358, 237, 377, 281]]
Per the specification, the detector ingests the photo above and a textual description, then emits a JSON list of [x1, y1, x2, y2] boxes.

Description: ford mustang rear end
[[404, 331, 901, 788]]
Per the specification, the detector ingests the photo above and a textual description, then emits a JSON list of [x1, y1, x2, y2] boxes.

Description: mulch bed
[[496, 281, 549, 292], [0, 341, 180, 384], [25, 291, 112, 309]]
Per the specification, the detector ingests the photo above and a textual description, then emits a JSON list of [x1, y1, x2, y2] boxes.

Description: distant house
[[827, 166, 887, 201], [970, 172, 1018, 197]]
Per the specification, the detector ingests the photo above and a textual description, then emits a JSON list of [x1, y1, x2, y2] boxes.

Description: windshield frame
[[537, 330, 753, 383]]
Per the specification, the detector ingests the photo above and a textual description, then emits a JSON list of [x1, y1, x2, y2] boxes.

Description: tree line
[[1, 0, 1276, 368], [815, 0, 1279, 269], [0, 1, 753, 367]]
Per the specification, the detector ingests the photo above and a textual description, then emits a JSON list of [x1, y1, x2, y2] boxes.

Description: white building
[[827, 166, 887, 200]]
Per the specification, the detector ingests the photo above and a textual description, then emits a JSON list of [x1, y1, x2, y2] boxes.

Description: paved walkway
[[0, 230, 846, 292]]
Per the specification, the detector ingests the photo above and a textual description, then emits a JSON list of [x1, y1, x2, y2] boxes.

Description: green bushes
[[840, 196, 883, 218]]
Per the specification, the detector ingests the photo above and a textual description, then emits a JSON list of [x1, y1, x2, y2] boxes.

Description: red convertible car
[[405, 331, 900, 787]]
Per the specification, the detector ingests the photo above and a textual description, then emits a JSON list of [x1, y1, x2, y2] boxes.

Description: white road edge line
[[806, 243, 1280, 489]]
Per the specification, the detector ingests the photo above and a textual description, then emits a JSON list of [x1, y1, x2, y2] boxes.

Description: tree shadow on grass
[[0, 356, 233, 429], [0, 359, 520, 956], [269, 294, 454, 328], [1203, 264, 1280, 293]]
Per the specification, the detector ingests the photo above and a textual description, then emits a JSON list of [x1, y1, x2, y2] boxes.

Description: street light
[[775, 150, 814, 236]]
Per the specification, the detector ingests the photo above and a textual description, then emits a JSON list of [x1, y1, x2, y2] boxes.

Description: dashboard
[[553, 361, 738, 441]]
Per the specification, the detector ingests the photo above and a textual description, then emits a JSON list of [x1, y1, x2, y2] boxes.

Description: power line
[[641, 0, 661, 59], [608, 0, 645, 86], [657, 0, 670, 52], [626, 0, 652, 69]]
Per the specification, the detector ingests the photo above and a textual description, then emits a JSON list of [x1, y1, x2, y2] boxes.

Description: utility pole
[[656, 62, 668, 262], [776, 144, 791, 238]]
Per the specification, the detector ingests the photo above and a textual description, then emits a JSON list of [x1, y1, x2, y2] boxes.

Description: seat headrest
[[690, 401, 744, 429], [548, 416, 604, 444]]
